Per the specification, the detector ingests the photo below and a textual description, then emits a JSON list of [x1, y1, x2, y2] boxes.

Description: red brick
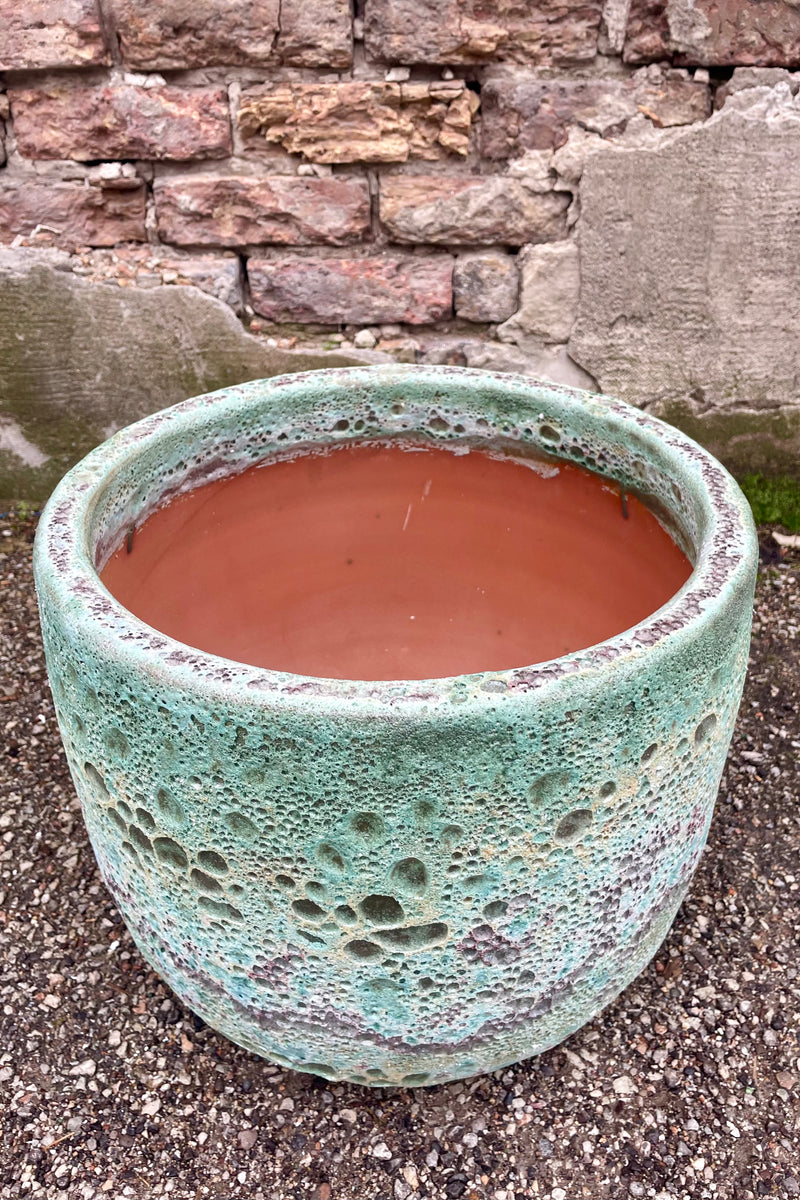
[[10, 82, 231, 162], [0, 0, 108, 70], [624, 0, 800, 66], [379, 176, 570, 245], [0, 181, 146, 248], [364, 0, 601, 66], [482, 71, 710, 157], [109, 0, 279, 68], [275, 0, 353, 67], [248, 255, 453, 324], [107, 0, 351, 69], [153, 177, 371, 247]]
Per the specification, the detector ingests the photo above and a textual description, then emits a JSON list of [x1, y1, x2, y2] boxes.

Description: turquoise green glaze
[[33, 366, 758, 1086]]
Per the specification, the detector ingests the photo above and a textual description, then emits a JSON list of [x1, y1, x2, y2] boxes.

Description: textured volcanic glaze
[[33, 365, 757, 1087]]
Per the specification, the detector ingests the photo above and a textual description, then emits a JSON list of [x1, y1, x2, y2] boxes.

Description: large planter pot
[[34, 365, 757, 1087]]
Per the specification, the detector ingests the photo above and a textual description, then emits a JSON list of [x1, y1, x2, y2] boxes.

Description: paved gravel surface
[[1, 513, 798, 1200]]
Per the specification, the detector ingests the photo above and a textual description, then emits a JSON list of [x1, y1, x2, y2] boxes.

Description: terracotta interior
[[101, 440, 693, 680]]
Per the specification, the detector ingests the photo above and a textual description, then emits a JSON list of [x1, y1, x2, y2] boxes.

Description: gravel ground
[[1, 512, 798, 1200]]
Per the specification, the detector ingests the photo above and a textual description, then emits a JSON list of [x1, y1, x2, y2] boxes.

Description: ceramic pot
[[34, 365, 757, 1086]]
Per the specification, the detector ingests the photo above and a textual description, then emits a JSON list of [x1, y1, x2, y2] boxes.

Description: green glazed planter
[[34, 365, 757, 1087]]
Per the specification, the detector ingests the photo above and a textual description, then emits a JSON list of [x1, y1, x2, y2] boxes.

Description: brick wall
[[1, 0, 799, 391]]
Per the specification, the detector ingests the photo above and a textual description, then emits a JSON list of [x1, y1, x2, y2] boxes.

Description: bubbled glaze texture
[[34, 366, 758, 1086]]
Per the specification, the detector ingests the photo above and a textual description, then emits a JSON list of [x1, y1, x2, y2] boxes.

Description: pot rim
[[34, 364, 757, 713]]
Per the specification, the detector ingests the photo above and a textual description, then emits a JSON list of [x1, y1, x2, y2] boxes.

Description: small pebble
[[69, 1059, 96, 1078], [401, 1163, 419, 1189], [353, 329, 378, 349]]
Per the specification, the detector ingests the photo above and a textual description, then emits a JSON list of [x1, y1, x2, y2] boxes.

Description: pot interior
[[80, 370, 719, 684], [88, 371, 704, 581]]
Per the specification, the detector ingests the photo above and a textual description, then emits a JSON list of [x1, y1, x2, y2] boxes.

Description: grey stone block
[[0, 248, 364, 501], [570, 86, 800, 421], [498, 241, 580, 345]]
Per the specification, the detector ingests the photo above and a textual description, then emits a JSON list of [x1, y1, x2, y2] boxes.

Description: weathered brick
[[108, 0, 351, 69], [379, 176, 570, 245], [0, 0, 108, 70], [624, 0, 800, 66], [154, 177, 371, 247], [453, 252, 519, 322], [632, 67, 713, 126], [278, 0, 353, 68], [364, 0, 601, 66], [248, 255, 453, 324], [10, 82, 231, 162], [482, 70, 710, 157], [108, 0, 280, 68], [238, 81, 478, 163], [0, 181, 146, 247]]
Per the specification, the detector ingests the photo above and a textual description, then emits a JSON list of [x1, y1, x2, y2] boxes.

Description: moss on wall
[[648, 400, 800, 484], [738, 474, 800, 532]]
